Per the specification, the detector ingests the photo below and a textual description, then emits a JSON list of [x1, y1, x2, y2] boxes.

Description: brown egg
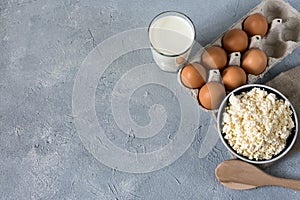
[[243, 13, 268, 36], [222, 66, 247, 91], [222, 29, 248, 53], [198, 82, 226, 110], [176, 56, 186, 65], [180, 63, 207, 89], [242, 48, 267, 75], [202, 46, 228, 70]]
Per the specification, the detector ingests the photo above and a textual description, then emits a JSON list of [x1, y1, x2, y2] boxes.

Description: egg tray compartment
[[178, 0, 300, 112]]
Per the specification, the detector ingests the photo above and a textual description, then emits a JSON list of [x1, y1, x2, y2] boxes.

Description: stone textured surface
[[1, 0, 300, 199]]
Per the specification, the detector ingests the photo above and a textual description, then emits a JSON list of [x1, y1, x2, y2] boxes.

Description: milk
[[149, 12, 195, 72]]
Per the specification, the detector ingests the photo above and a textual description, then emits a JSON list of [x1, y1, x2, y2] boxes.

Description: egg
[[180, 63, 207, 89], [243, 13, 268, 36], [222, 66, 247, 91], [176, 56, 186, 65], [242, 48, 267, 75], [202, 46, 228, 70], [222, 29, 248, 53], [198, 82, 226, 110]]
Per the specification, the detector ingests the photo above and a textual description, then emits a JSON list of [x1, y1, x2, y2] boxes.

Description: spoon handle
[[269, 176, 300, 191]]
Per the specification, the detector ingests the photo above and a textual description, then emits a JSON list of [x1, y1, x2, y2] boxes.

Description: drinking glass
[[148, 11, 196, 72]]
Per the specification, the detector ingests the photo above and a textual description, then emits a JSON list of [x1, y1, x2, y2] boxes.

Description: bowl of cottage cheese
[[217, 84, 298, 164]]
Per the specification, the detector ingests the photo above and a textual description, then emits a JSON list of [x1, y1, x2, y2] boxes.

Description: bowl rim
[[217, 83, 298, 164]]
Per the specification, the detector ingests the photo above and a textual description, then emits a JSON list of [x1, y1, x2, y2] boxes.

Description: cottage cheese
[[222, 87, 295, 160]]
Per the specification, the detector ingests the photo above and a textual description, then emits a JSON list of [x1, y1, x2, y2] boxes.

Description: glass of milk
[[149, 11, 195, 72]]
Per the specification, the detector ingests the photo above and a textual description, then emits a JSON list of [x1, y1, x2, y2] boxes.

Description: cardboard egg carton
[[178, 0, 300, 112]]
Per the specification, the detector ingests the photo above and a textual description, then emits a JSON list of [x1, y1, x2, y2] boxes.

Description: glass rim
[[148, 11, 196, 57]]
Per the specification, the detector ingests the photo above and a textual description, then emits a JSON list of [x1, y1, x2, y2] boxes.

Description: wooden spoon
[[215, 160, 300, 190]]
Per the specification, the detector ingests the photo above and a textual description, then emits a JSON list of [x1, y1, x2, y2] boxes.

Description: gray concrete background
[[1, 0, 300, 199]]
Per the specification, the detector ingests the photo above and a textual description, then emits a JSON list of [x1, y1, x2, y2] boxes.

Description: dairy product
[[222, 87, 295, 160], [149, 15, 194, 55], [149, 13, 195, 72]]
